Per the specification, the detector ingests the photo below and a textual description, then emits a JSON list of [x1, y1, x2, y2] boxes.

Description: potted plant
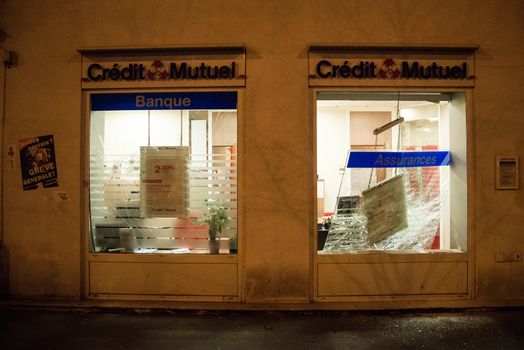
[[228, 234, 238, 254], [201, 203, 229, 254]]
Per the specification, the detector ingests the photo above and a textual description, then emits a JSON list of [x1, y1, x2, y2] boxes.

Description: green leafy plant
[[201, 204, 229, 239]]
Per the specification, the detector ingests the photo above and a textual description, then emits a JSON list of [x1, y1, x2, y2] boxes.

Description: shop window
[[316, 92, 467, 253], [88, 92, 237, 254]]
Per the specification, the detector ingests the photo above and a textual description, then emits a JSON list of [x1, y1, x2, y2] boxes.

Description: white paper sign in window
[[140, 146, 189, 218]]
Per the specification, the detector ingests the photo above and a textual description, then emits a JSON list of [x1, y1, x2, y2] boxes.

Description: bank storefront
[[80, 47, 245, 300], [310, 45, 475, 302], [76, 44, 479, 306]]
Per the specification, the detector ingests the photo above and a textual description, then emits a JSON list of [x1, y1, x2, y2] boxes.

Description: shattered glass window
[[317, 92, 467, 253]]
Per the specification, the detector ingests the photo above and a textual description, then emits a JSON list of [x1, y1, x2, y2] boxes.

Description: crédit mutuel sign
[[315, 58, 468, 80], [81, 57, 245, 88], [85, 60, 238, 82], [309, 55, 475, 87]]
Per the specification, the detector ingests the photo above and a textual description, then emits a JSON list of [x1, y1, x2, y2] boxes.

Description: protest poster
[[19, 135, 59, 191]]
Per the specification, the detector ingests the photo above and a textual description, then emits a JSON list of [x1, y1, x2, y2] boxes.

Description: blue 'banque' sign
[[91, 91, 237, 111], [347, 151, 451, 168]]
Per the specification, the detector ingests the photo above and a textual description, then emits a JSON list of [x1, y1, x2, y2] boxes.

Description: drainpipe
[[0, 47, 14, 297]]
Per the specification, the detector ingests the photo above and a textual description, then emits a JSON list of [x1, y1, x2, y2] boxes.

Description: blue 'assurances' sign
[[91, 91, 237, 111], [348, 151, 451, 168]]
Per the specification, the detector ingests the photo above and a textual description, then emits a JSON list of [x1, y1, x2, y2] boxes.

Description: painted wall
[[317, 109, 348, 215], [0, 0, 523, 303]]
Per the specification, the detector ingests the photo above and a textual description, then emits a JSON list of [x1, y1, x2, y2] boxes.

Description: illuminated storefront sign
[[78, 46, 246, 88], [85, 60, 238, 82], [315, 59, 468, 80], [308, 45, 477, 87]]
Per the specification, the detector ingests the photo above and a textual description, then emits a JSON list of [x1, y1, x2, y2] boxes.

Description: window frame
[[311, 86, 475, 300], [312, 87, 475, 254], [81, 87, 244, 300]]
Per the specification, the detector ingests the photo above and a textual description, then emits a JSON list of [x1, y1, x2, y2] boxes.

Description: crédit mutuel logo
[[316, 58, 468, 80], [84, 60, 237, 82]]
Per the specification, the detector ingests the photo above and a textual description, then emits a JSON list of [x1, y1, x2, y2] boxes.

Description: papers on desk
[[134, 248, 157, 254], [172, 248, 191, 254]]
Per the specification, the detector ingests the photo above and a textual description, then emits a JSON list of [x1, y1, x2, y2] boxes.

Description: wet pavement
[[1, 307, 524, 349]]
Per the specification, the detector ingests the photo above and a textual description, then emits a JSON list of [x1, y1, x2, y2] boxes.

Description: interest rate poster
[[140, 146, 189, 218]]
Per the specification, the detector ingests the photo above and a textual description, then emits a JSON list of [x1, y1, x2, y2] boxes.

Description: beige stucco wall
[[0, 0, 523, 304]]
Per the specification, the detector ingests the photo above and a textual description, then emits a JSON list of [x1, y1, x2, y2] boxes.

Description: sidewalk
[[1, 307, 524, 349]]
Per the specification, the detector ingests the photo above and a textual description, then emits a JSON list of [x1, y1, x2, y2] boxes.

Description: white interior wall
[[440, 103, 451, 249], [449, 93, 468, 251], [207, 111, 213, 156], [150, 110, 182, 146], [212, 112, 237, 147], [182, 111, 190, 147], [103, 111, 149, 155], [401, 104, 440, 147], [191, 120, 207, 161], [317, 108, 349, 214], [439, 103, 453, 249]]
